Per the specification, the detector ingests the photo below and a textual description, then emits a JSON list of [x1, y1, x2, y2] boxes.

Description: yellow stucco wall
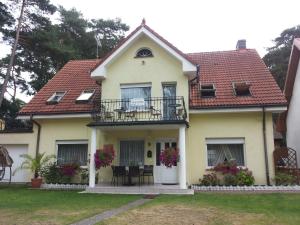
[[187, 112, 275, 185], [101, 35, 189, 115]]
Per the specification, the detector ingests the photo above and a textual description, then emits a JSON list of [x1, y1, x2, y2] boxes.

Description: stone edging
[[191, 185, 300, 192], [41, 183, 87, 190]]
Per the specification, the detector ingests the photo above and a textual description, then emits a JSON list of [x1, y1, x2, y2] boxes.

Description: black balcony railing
[[91, 96, 187, 125]]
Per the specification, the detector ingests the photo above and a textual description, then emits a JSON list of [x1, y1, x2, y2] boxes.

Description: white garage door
[[1, 145, 30, 183]]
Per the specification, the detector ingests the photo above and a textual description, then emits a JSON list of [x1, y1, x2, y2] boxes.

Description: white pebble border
[[41, 183, 87, 190], [191, 185, 300, 192]]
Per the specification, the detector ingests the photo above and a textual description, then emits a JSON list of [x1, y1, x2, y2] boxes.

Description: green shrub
[[236, 170, 255, 186], [274, 172, 298, 185], [41, 162, 79, 184], [224, 174, 237, 186], [199, 173, 220, 186]]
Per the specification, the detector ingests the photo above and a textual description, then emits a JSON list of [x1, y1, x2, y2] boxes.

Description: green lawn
[[99, 193, 300, 225], [2, 185, 300, 225], [0, 185, 140, 225]]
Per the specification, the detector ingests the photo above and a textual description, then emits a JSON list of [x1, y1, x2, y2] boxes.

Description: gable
[[91, 25, 197, 79], [101, 35, 189, 100]]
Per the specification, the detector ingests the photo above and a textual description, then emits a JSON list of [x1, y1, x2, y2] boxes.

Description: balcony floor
[[84, 183, 194, 195]]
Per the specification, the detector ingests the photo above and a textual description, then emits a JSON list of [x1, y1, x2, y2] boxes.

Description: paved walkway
[[70, 198, 151, 225]]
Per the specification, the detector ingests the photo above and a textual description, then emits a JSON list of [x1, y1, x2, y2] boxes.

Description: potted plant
[[94, 144, 115, 170], [14, 152, 55, 188], [160, 147, 179, 168]]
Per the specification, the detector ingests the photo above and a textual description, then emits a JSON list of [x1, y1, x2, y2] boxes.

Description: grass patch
[[99, 193, 300, 225], [0, 185, 140, 225]]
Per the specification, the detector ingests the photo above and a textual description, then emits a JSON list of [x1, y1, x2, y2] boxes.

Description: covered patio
[[87, 124, 188, 190]]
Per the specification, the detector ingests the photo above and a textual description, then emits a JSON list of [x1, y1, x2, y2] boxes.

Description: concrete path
[[70, 198, 151, 225]]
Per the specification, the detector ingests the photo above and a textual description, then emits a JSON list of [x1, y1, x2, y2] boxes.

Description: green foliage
[[236, 170, 255, 186], [224, 174, 237, 186], [0, 98, 25, 119], [14, 152, 56, 178], [274, 172, 298, 185], [199, 173, 220, 186], [11, 7, 129, 94], [41, 162, 80, 184], [263, 25, 300, 90]]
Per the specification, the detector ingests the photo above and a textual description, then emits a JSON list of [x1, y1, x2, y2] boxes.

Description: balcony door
[[163, 84, 176, 120]]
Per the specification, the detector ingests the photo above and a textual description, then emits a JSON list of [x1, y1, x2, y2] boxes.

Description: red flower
[[94, 145, 115, 169], [160, 148, 179, 168], [60, 163, 79, 177]]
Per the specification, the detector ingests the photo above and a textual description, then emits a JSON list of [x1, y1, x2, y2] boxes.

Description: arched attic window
[[135, 48, 153, 58]]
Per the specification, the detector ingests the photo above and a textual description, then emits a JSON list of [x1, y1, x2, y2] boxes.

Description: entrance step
[[83, 185, 194, 195]]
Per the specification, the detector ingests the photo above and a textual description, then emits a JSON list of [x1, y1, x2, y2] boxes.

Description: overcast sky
[[4, 0, 300, 102]]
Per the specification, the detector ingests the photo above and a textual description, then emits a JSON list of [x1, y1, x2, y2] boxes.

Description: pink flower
[[160, 148, 179, 168], [94, 145, 115, 169]]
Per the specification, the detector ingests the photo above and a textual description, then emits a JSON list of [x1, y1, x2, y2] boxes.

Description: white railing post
[[89, 127, 97, 188], [179, 125, 187, 189]]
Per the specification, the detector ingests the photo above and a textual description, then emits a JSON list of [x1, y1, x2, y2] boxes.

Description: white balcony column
[[89, 127, 97, 188], [178, 125, 187, 189]]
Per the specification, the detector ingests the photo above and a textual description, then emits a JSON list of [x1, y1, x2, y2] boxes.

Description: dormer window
[[76, 89, 95, 103], [135, 48, 153, 58], [47, 91, 66, 104], [200, 84, 216, 98], [233, 82, 251, 96]]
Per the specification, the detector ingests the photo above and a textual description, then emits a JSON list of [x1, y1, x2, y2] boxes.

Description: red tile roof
[[19, 25, 286, 115], [19, 59, 101, 115], [188, 49, 287, 109]]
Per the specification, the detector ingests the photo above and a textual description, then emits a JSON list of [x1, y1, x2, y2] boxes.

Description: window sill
[[205, 166, 246, 170]]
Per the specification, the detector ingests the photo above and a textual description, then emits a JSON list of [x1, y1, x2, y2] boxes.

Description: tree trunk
[[0, 0, 26, 107]]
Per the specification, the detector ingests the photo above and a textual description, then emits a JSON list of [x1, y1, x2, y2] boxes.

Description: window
[[57, 141, 88, 166], [120, 140, 144, 166], [206, 139, 245, 167], [200, 84, 216, 98], [233, 82, 251, 96], [135, 48, 153, 58], [121, 84, 151, 111], [47, 91, 66, 104], [76, 89, 95, 103]]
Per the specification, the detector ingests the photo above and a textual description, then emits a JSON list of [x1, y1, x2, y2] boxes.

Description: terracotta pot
[[31, 178, 42, 188]]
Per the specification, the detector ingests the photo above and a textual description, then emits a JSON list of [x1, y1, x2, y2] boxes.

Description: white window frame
[[120, 83, 152, 112], [76, 89, 95, 102], [55, 140, 89, 168], [47, 91, 66, 103], [205, 138, 246, 169]]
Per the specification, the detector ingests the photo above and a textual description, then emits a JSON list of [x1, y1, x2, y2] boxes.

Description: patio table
[[124, 166, 143, 186]]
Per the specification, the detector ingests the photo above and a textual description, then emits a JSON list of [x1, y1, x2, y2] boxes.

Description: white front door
[[154, 139, 178, 184]]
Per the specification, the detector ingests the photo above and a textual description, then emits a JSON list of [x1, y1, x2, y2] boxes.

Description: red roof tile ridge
[[186, 49, 257, 55]]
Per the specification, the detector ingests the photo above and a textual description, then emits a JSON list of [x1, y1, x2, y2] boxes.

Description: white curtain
[[57, 144, 88, 166], [120, 141, 145, 166], [207, 144, 244, 166], [121, 87, 151, 111]]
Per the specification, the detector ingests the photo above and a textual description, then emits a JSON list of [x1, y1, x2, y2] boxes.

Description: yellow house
[[1, 21, 287, 189]]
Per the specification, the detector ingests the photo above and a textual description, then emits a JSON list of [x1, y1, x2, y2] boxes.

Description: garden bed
[[192, 184, 300, 192], [41, 183, 87, 190]]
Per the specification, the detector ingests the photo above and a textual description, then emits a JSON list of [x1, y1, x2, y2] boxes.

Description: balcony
[[90, 96, 187, 126]]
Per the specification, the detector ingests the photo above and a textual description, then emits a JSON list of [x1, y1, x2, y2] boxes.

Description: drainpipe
[[262, 107, 271, 185], [30, 115, 41, 159]]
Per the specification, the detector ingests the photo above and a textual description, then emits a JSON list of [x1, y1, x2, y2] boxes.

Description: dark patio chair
[[129, 166, 142, 186], [111, 166, 126, 186], [143, 165, 153, 184]]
